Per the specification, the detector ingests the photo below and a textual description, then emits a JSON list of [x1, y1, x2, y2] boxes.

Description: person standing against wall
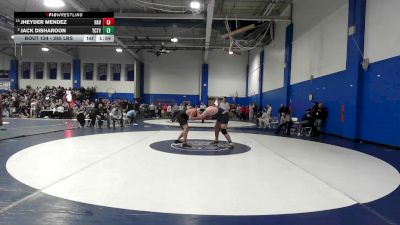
[[0, 94, 5, 130]]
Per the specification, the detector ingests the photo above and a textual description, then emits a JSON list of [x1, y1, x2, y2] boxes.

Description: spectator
[[278, 104, 286, 120], [149, 102, 156, 118], [297, 109, 314, 136], [167, 104, 172, 118], [30, 99, 37, 118], [258, 110, 269, 129], [97, 104, 111, 128], [275, 111, 293, 135], [252, 103, 258, 120], [126, 109, 137, 124], [313, 103, 328, 136], [249, 103, 254, 121], [54, 104, 65, 118], [162, 103, 168, 118], [258, 104, 272, 129], [220, 97, 230, 112], [0, 94, 5, 130], [76, 107, 86, 128], [87, 107, 98, 127], [199, 102, 207, 123], [110, 105, 124, 128]]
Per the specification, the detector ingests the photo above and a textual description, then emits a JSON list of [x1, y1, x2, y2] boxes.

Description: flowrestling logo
[[150, 139, 251, 156]]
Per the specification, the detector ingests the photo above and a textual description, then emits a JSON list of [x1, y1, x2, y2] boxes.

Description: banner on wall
[[341, 104, 345, 123], [0, 70, 9, 80]]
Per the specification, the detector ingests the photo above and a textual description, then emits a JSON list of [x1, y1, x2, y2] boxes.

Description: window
[[34, 62, 44, 79], [84, 63, 94, 80], [97, 63, 107, 81], [61, 63, 71, 80], [111, 64, 121, 81], [126, 64, 134, 81], [48, 62, 57, 80], [21, 62, 31, 79]]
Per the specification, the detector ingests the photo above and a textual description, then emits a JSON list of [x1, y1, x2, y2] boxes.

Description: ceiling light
[[190, 1, 201, 10], [171, 37, 178, 43], [41, 47, 49, 52], [116, 48, 123, 53], [43, 0, 65, 8], [11, 35, 14, 39]]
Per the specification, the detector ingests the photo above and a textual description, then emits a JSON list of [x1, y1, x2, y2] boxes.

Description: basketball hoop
[[106, 88, 116, 99]]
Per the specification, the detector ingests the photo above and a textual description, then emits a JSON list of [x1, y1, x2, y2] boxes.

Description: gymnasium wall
[[0, 54, 11, 70], [18, 46, 74, 89], [289, 0, 351, 138], [79, 48, 136, 100], [290, 2, 348, 84], [261, 21, 290, 114], [208, 49, 248, 98], [263, 22, 287, 92], [360, 0, 400, 147], [142, 50, 202, 105], [247, 47, 262, 97]]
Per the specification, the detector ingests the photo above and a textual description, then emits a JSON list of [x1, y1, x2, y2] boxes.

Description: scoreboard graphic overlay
[[13, 12, 114, 43]]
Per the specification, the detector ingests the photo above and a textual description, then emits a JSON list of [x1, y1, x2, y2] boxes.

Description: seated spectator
[[76, 107, 86, 128], [54, 104, 65, 118], [110, 106, 124, 128], [297, 109, 314, 136], [87, 107, 98, 127], [278, 104, 286, 120], [275, 111, 293, 135], [167, 104, 172, 118], [97, 104, 110, 128], [19, 100, 29, 117], [258, 105, 272, 129]]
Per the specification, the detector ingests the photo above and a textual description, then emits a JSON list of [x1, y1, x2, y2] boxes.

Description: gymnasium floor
[[0, 119, 399, 225]]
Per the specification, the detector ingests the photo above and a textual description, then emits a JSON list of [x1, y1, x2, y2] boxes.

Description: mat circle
[[150, 139, 251, 156]]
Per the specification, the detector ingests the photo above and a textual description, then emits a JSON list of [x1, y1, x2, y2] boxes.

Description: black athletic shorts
[[216, 108, 229, 124], [176, 111, 189, 128]]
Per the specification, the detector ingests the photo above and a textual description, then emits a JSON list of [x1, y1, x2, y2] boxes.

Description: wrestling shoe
[[174, 139, 183, 144], [182, 143, 192, 148], [210, 140, 219, 145]]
